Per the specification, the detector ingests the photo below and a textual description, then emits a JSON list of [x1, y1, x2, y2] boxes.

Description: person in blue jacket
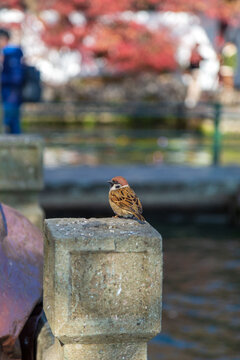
[[0, 28, 23, 134]]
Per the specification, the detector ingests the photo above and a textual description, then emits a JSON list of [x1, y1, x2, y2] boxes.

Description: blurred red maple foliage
[[86, 21, 177, 72], [0, 0, 22, 9], [1, 0, 240, 73]]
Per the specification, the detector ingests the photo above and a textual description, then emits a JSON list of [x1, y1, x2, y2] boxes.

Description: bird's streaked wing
[[110, 186, 143, 215]]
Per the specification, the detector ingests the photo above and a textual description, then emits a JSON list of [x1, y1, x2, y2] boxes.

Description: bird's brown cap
[[109, 176, 128, 186]]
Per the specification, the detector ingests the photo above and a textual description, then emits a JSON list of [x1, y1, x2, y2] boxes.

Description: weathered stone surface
[[42, 339, 63, 360], [0, 135, 43, 190], [0, 135, 44, 228], [44, 217, 162, 360], [36, 316, 55, 360], [62, 342, 147, 360]]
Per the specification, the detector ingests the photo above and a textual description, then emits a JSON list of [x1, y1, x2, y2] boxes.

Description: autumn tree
[[1, 0, 240, 73], [38, 0, 178, 73]]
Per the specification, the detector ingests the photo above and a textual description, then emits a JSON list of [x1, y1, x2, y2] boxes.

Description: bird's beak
[[107, 180, 113, 186]]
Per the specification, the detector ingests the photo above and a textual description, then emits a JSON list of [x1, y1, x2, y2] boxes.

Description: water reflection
[[148, 224, 240, 360], [25, 126, 240, 167]]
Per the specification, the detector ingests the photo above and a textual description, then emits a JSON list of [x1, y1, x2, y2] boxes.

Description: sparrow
[[108, 176, 145, 222]]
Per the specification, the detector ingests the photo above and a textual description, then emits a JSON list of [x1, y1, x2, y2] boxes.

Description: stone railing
[[0, 135, 44, 228], [43, 217, 163, 360]]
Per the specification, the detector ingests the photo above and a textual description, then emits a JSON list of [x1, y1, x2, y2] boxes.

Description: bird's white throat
[[110, 184, 129, 191]]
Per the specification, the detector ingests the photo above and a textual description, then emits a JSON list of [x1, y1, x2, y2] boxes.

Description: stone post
[[0, 135, 44, 228], [43, 217, 162, 360]]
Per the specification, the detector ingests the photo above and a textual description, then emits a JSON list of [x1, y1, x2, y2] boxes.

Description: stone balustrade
[[0, 135, 44, 228], [43, 217, 163, 360]]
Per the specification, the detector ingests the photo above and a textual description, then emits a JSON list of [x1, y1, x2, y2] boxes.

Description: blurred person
[[0, 28, 23, 134], [185, 43, 204, 108], [219, 42, 237, 88]]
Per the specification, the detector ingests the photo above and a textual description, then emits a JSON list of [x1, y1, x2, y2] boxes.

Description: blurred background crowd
[[1, 0, 240, 103]]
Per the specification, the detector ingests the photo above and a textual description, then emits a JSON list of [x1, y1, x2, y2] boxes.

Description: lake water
[[148, 223, 240, 360]]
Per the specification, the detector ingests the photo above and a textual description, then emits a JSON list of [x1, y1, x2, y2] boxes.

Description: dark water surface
[[148, 224, 240, 360]]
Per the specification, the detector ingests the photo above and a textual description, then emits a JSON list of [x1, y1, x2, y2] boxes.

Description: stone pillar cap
[[44, 218, 162, 343], [45, 217, 162, 253]]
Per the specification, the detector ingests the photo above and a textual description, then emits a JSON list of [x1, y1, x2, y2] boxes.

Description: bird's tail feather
[[134, 213, 145, 223]]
